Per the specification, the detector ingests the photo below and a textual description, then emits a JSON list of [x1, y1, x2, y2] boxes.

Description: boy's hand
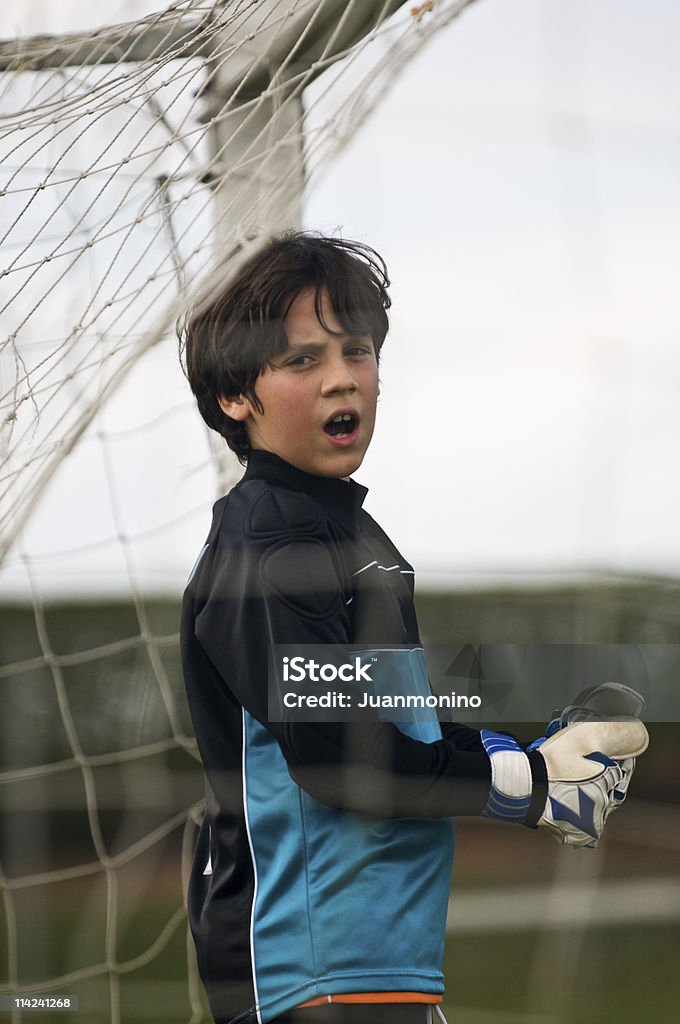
[[535, 718, 648, 847], [526, 681, 648, 846], [479, 682, 649, 846]]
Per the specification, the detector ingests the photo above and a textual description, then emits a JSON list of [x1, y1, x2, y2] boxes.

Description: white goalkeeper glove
[[479, 683, 649, 847], [534, 718, 648, 847], [528, 682, 648, 847]]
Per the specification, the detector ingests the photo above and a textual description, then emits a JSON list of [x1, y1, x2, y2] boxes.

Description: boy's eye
[[345, 344, 373, 357], [285, 354, 315, 367]]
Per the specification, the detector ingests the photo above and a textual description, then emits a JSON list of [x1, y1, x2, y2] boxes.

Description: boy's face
[[222, 288, 379, 478]]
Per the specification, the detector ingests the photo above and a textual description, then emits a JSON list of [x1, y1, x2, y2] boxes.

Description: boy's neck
[[243, 450, 368, 523]]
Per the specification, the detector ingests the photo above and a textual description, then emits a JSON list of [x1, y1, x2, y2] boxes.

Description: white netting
[[0, 0, 477, 558], [0, 2, 477, 1020]]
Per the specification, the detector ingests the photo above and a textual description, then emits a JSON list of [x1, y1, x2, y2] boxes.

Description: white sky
[[1, 0, 679, 598]]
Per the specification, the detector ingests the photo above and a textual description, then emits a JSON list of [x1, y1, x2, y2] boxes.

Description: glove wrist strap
[[525, 750, 549, 828], [480, 730, 533, 824]]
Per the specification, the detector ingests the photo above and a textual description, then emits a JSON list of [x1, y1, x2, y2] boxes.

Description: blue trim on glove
[[526, 717, 562, 752], [484, 790, 533, 823], [480, 729, 532, 824]]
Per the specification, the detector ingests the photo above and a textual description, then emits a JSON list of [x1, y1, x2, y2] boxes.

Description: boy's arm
[[192, 498, 546, 823], [194, 500, 645, 843], [279, 715, 497, 818], [439, 720, 486, 751]]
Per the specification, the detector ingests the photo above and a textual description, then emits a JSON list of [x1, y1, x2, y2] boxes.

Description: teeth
[[331, 414, 353, 423]]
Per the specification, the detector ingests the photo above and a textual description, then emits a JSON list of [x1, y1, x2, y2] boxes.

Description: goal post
[[0, 0, 409, 242]]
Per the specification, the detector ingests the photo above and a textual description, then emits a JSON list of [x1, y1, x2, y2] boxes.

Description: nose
[[320, 355, 357, 396]]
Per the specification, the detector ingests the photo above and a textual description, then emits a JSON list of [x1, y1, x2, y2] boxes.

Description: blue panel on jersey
[[244, 712, 315, 1015], [243, 645, 454, 1023], [300, 790, 453, 990], [355, 647, 443, 743]]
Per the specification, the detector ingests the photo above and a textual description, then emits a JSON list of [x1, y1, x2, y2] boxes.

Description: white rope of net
[[0, 0, 478, 564]]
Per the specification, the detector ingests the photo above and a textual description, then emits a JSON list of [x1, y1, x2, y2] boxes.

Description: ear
[[218, 394, 251, 421]]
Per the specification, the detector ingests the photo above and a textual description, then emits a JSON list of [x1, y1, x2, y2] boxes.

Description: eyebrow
[[283, 340, 328, 353], [283, 335, 371, 353]]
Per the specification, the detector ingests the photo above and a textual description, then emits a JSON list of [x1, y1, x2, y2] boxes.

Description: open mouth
[[323, 412, 358, 440]]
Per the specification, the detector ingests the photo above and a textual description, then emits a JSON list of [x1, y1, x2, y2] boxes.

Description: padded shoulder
[[245, 486, 323, 540], [261, 538, 344, 620], [217, 482, 347, 622]]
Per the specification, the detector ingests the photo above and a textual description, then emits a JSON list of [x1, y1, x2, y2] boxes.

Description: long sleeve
[[192, 484, 492, 818]]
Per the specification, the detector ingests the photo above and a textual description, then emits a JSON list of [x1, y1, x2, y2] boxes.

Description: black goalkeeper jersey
[[180, 451, 497, 1024]]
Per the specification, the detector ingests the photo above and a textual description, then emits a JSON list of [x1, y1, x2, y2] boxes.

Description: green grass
[[443, 922, 680, 1024], [3, 885, 678, 1024]]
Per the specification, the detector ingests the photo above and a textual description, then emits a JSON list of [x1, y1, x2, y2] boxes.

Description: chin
[[295, 449, 360, 479], [324, 451, 366, 478], [283, 439, 371, 479]]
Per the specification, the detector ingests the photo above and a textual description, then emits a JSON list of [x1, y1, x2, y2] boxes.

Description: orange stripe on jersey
[[296, 993, 443, 1008]]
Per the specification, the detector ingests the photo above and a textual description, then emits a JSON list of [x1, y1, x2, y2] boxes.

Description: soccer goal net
[[0, 2, 477, 1020]]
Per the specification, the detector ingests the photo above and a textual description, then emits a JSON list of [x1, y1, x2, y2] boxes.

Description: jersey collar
[[243, 450, 368, 524]]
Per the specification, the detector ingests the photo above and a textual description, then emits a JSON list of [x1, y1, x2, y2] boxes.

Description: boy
[[178, 232, 647, 1024]]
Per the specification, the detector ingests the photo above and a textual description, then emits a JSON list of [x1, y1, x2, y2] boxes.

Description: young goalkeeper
[[178, 232, 647, 1024]]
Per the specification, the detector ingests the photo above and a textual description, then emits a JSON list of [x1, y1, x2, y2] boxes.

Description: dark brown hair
[[178, 231, 391, 463]]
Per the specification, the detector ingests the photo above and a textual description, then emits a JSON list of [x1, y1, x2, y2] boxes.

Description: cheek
[[269, 383, 316, 430], [362, 366, 380, 408], [257, 376, 308, 420]]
